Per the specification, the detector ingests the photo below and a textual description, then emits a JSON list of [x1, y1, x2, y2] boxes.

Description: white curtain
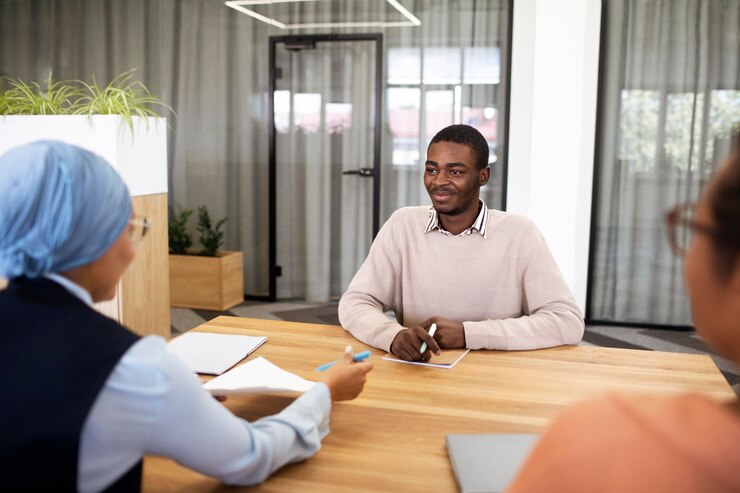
[[590, 0, 740, 325]]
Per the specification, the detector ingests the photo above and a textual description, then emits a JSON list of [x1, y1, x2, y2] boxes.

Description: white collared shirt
[[42, 275, 332, 492], [45, 273, 93, 305], [423, 200, 489, 238]]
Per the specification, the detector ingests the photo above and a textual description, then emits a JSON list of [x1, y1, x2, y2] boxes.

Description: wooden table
[[143, 316, 734, 492]]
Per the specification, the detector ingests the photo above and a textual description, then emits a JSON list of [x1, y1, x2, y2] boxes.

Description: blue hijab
[[0, 141, 131, 278]]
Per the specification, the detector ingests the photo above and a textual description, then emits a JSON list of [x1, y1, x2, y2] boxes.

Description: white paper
[[382, 349, 470, 369], [166, 332, 267, 375], [202, 357, 316, 395]]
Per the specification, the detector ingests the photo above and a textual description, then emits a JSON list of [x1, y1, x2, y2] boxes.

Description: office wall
[[508, 0, 601, 312]]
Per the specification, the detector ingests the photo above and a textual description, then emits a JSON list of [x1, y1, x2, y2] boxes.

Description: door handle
[[342, 167, 375, 177]]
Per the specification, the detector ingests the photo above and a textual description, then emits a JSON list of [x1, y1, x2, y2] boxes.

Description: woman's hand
[[317, 346, 374, 401]]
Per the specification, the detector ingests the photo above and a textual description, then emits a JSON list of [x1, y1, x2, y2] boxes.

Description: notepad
[[446, 434, 539, 493], [166, 332, 267, 375], [382, 348, 469, 368], [202, 356, 315, 395]]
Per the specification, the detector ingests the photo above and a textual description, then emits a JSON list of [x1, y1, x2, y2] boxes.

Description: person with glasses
[[506, 136, 740, 492], [0, 141, 372, 492]]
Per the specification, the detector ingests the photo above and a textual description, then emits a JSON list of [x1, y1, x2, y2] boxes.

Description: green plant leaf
[[168, 208, 194, 254], [74, 69, 175, 134], [0, 73, 81, 115], [196, 205, 227, 257], [0, 69, 175, 136]]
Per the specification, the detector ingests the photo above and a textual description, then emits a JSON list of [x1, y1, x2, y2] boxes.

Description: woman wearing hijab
[[506, 137, 740, 492], [0, 141, 373, 492]]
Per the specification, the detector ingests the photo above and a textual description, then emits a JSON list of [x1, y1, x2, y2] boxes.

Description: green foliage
[[168, 209, 193, 254], [0, 69, 172, 135], [73, 69, 173, 133], [196, 205, 227, 257], [0, 73, 80, 115], [619, 89, 740, 174]]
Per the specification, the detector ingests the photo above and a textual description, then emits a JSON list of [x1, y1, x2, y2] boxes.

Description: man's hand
[[390, 326, 441, 361], [419, 317, 466, 349]]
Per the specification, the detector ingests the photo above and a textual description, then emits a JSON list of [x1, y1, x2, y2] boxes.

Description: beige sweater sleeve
[[338, 218, 405, 352]]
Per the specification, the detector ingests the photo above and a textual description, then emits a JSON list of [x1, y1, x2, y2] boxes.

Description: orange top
[[507, 393, 740, 493]]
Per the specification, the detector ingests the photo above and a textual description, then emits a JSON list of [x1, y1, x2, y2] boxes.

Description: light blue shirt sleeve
[[78, 336, 331, 493]]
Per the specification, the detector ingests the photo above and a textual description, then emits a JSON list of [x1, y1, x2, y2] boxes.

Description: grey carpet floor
[[171, 300, 739, 395]]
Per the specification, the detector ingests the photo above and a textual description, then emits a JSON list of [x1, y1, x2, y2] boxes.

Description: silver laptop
[[446, 434, 539, 493]]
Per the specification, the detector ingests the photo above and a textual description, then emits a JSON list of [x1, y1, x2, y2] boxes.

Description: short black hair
[[429, 124, 489, 170]]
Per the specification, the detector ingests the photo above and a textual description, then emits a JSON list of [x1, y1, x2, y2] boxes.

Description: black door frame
[[265, 33, 384, 302]]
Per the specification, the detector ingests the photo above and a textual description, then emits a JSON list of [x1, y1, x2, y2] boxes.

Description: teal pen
[[315, 350, 371, 372], [419, 323, 438, 354]]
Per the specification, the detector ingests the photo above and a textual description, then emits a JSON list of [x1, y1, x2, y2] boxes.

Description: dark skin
[[390, 141, 490, 361]]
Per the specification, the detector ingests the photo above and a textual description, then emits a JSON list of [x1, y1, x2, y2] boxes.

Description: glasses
[[128, 216, 150, 245], [665, 203, 718, 257]]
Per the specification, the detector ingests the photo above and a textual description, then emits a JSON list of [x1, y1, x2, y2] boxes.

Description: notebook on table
[[445, 434, 539, 493], [166, 332, 267, 375]]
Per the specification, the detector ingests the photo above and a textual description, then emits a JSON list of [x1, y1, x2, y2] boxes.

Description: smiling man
[[338, 124, 584, 361]]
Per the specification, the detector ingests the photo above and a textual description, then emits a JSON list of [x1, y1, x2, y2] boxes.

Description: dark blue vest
[[0, 277, 141, 492]]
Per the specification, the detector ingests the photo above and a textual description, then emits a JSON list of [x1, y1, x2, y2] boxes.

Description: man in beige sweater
[[338, 124, 584, 361]]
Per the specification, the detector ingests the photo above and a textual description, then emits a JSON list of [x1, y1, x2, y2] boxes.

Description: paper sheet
[[202, 356, 316, 395], [166, 332, 267, 375], [382, 349, 470, 369]]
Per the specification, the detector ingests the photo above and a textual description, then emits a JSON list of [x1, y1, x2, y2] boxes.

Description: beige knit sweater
[[338, 206, 584, 352]]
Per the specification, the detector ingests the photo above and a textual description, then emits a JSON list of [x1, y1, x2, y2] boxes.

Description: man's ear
[[479, 166, 490, 186]]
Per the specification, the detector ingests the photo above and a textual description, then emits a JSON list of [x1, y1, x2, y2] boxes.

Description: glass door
[[269, 34, 382, 302]]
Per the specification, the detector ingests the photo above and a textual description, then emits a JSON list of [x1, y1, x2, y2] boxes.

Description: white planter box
[[0, 115, 167, 196]]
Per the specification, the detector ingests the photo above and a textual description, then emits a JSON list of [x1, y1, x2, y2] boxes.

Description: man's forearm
[[463, 306, 584, 350], [338, 295, 404, 351]]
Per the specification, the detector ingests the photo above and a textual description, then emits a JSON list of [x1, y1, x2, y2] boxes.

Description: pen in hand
[[315, 348, 371, 372], [419, 323, 438, 355]]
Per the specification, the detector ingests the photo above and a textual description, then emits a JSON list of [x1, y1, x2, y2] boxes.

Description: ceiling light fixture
[[224, 0, 421, 29]]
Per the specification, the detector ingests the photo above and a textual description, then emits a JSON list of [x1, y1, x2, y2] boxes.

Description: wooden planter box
[[169, 251, 244, 311]]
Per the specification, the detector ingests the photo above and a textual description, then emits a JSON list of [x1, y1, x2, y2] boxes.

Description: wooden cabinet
[[117, 193, 171, 338]]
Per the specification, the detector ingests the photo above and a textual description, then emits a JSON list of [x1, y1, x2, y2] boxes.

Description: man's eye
[[450, 170, 462, 176], [425, 168, 437, 175]]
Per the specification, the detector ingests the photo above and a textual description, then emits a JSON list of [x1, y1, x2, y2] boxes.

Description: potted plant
[[168, 206, 244, 311], [0, 71, 170, 196], [0, 70, 171, 338]]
